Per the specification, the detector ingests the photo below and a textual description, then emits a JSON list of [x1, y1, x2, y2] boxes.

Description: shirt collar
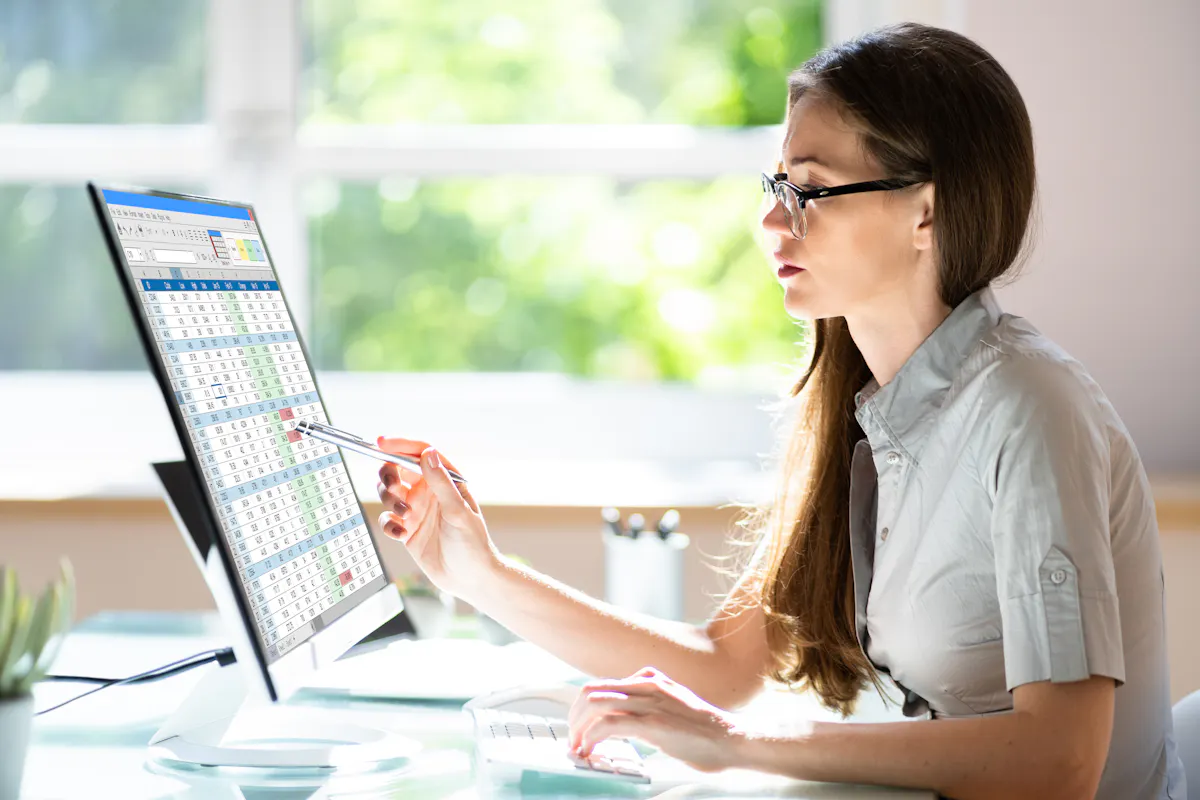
[[853, 286, 1004, 454]]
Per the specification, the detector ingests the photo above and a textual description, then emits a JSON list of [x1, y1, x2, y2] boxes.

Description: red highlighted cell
[[278, 408, 294, 421], [285, 430, 302, 443], [339, 569, 353, 586]]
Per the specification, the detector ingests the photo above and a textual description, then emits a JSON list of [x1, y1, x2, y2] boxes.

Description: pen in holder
[[602, 509, 689, 622]]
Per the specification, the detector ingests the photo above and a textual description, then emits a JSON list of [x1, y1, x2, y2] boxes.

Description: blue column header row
[[141, 279, 279, 292]]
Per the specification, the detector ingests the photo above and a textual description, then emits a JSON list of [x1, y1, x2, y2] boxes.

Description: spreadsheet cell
[[106, 195, 386, 663]]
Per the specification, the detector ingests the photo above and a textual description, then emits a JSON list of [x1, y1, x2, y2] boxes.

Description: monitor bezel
[[87, 182, 402, 701]]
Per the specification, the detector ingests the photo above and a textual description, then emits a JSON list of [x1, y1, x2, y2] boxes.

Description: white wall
[[968, 0, 1200, 471]]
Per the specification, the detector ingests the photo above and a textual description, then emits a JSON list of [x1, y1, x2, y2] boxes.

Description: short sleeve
[[985, 358, 1125, 691]]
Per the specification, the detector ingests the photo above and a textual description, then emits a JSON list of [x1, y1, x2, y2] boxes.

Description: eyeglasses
[[761, 171, 924, 240]]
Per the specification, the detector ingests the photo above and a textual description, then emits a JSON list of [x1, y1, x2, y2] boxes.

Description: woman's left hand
[[567, 666, 748, 774]]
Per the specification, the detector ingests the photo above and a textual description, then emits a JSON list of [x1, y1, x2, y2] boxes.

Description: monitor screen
[[96, 188, 388, 664]]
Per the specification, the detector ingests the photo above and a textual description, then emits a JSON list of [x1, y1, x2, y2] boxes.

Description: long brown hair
[[737, 22, 1038, 715]]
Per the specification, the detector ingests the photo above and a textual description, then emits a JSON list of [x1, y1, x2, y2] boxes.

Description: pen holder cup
[[602, 528, 690, 622]]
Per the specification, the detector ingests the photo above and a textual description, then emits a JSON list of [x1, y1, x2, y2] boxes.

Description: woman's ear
[[913, 182, 935, 251]]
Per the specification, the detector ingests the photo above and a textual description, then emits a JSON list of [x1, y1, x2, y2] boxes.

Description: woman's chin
[[782, 290, 819, 321]]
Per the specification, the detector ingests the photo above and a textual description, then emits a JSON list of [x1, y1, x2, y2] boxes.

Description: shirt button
[[1050, 568, 1067, 585], [886, 451, 901, 465], [880, 527, 890, 541]]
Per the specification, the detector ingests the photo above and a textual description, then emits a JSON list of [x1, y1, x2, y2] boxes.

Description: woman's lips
[[773, 252, 804, 278]]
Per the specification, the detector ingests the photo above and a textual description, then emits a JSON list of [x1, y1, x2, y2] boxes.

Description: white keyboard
[[470, 708, 650, 784]]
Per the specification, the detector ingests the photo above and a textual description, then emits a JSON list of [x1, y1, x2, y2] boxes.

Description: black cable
[[44, 648, 236, 685], [36, 647, 236, 716]]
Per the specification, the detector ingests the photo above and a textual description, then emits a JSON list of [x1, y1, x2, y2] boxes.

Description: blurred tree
[[309, 177, 808, 384], [304, 0, 820, 125]]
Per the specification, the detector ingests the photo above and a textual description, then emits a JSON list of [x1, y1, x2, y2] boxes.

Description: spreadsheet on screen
[[102, 190, 386, 662]]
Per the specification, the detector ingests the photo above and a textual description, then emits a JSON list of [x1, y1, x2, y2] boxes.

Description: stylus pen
[[294, 419, 468, 483]]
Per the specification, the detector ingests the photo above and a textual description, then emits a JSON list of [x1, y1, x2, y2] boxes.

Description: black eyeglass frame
[[761, 171, 925, 239]]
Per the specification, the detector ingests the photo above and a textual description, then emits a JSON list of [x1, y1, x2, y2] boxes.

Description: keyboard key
[[587, 756, 616, 773]]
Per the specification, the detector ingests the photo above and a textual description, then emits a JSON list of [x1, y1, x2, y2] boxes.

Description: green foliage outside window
[[309, 177, 806, 383], [305, 0, 821, 382], [304, 0, 822, 126]]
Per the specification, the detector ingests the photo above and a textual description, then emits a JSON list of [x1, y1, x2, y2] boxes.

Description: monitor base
[[148, 661, 420, 769]]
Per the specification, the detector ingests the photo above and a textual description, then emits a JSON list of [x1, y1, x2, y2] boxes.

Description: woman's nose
[[760, 196, 792, 238]]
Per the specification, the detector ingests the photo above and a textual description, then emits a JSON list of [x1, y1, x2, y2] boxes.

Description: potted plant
[[0, 559, 75, 799]]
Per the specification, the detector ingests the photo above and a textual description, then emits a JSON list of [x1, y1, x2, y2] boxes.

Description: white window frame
[[0, 0, 962, 505]]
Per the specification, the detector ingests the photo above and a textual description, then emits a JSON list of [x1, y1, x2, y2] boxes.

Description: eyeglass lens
[[761, 175, 806, 239]]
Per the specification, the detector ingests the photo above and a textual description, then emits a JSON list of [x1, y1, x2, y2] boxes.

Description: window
[[1, 0, 847, 504], [0, 0, 208, 370], [301, 0, 821, 383]]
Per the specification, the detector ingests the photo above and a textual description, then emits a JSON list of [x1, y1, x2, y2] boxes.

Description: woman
[[374, 22, 1183, 800]]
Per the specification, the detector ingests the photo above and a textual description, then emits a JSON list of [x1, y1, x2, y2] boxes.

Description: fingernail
[[427, 448, 441, 469]]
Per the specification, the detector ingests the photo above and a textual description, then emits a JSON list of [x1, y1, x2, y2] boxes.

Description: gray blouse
[[849, 287, 1185, 799]]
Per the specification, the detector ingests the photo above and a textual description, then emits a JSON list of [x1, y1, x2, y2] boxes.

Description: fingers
[[417, 447, 473, 521], [376, 437, 430, 457], [569, 690, 661, 749], [567, 667, 677, 748], [379, 488, 439, 550], [375, 477, 411, 516], [378, 510, 408, 542], [577, 675, 667, 698], [576, 712, 658, 758], [457, 480, 480, 515], [377, 437, 462, 475], [378, 438, 472, 515], [379, 461, 421, 488]]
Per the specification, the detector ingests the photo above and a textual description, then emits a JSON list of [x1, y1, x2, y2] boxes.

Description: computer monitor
[[88, 183, 412, 768]]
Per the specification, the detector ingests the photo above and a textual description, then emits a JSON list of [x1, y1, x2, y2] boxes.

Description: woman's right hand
[[374, 437, 501, 599]]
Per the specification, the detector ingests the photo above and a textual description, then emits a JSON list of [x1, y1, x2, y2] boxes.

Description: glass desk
[[21, 611, 933, 799]]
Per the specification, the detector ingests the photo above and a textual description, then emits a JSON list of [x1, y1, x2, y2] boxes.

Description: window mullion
[[295, 123, 785, 179], [0, 125, 214, 183], [207, 0, 309, 337]]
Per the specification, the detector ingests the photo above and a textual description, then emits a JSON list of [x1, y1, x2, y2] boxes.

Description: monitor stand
[[147, 460, 420, 769], [148, 657, 417, 768]]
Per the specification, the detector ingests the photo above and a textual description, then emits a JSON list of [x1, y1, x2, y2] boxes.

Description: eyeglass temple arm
[[771, 173, 922, 201]]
